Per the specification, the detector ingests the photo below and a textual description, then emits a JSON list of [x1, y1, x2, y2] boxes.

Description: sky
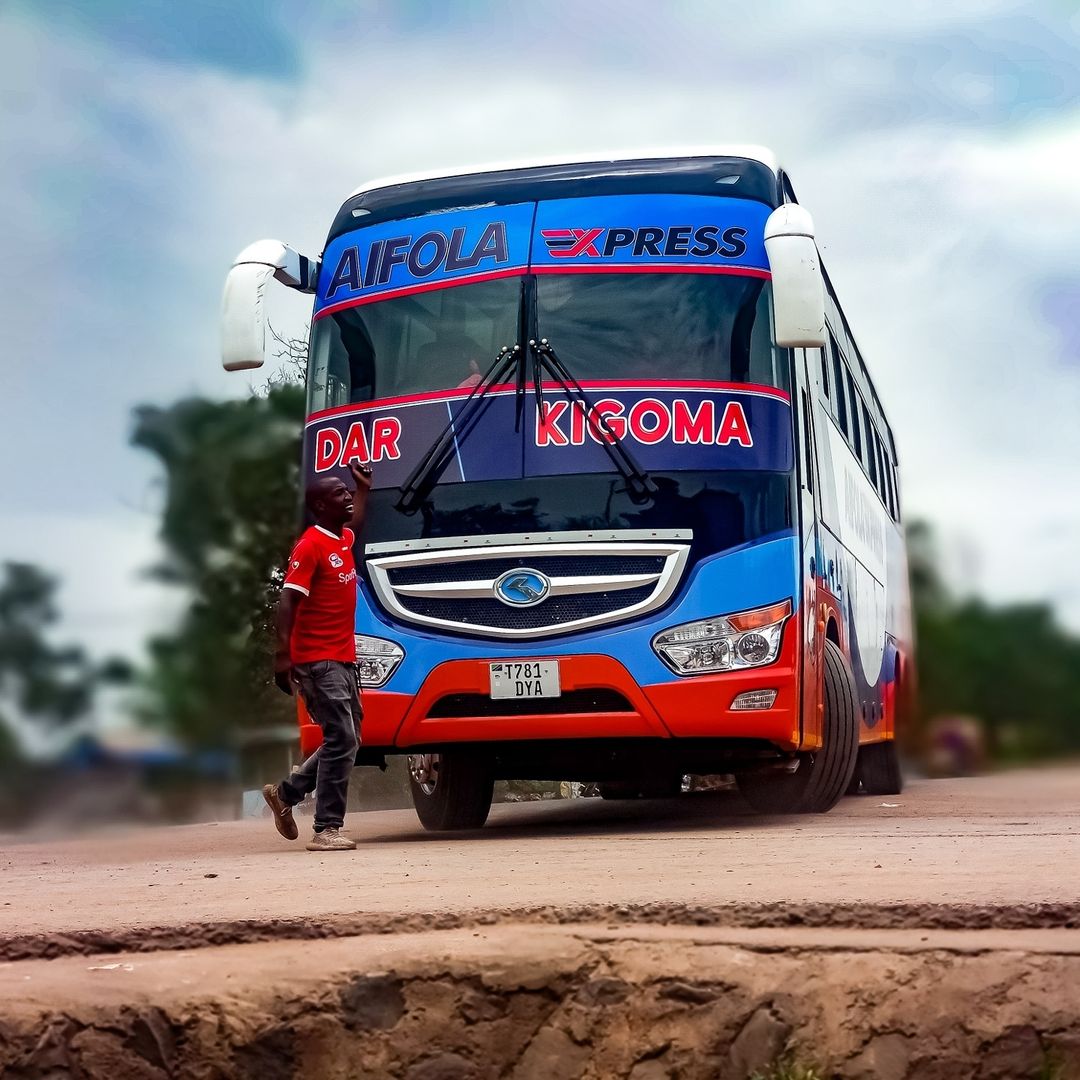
[[2, 0, 1080, 664]]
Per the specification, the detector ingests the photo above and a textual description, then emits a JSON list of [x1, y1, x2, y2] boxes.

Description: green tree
[[908, 521, 1080, 759], [131, 382, 306, 748], [0, 562, 118, 761]]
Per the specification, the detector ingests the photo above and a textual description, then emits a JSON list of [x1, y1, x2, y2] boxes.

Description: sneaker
[[262, 783, 299, 841], [306, 827, 356, 851]]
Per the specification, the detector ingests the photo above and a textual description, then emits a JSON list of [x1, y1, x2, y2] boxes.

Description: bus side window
[[818, 347, 830, 400], [800, 390, 814, 494], [862, 402, 878, 487], [876, 434, 890, 508], [885, 448, 898, 520], [830, 334, 848, 436], [845, 367, 862, 459]]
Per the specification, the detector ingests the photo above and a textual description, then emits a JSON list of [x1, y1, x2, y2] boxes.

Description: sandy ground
[[2, 769, 1079, 1077], [2, 767, 1078, 945], [3, 923, 1080, 1077]]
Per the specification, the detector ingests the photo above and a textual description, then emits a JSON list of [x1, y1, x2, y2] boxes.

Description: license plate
[[489, 661, 561, 700]]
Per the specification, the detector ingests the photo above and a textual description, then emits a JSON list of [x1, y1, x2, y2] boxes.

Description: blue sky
[[2, 0, 1079, 659]]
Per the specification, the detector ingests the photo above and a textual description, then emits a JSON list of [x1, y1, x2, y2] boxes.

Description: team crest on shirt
[[329, 553, 344, 568]]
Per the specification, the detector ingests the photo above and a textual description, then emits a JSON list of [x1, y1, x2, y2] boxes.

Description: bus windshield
[[308, 278, 521, 412], [306, 273, 785, 412], [535, 273, 784, 389]]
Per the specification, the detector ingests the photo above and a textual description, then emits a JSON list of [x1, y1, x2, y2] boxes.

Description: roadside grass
[[1037, 1051, 1065, 1080], [750, 1047, 1065, 1080], [749, 1057, 825, 1080]]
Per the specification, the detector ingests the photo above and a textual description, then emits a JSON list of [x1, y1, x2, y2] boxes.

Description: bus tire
[[408, 751, 494, 831], [736, 639, 860, 814], [857, 739, 904, 796]]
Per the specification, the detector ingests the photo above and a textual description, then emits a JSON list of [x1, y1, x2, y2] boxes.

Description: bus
[[221, 147, 912, 829]]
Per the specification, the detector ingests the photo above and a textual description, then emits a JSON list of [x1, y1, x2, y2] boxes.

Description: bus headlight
[[354, 634, 404, 687], [652, 600, 791, 676]]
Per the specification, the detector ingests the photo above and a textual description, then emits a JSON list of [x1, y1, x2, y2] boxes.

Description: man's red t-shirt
[[282, 525, 357, 664]]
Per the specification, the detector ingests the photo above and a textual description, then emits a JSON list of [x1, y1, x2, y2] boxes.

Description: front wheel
[[408, 751, 494, 831], [736, 639, 859, 814]]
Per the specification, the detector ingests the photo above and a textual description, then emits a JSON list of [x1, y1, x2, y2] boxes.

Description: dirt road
[[2, 769, 1079, 1077], [3, 767, 1078, 946]]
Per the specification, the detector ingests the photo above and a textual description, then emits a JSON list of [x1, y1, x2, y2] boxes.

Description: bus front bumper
[[297, 628, 801, 757]]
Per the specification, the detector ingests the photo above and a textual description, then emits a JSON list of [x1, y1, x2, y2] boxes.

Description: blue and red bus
[[222, 147, 911, 828]]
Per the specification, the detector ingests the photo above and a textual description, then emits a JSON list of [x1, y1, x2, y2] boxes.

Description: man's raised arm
[[347, 461, 374, 537]]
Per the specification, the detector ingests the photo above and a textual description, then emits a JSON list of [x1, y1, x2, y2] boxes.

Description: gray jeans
[[279, 660, 361, 831]]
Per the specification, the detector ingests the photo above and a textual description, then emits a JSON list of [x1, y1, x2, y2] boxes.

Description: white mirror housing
[[764, 205, 827, 349], [221, 240, 319, 372]]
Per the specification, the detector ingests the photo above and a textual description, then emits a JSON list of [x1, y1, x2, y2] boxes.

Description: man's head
[[305, 476, 354, 531]]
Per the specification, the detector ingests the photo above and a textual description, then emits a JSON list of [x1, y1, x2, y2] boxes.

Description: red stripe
[[314, 262, 771, 323], [305, 380, 789, 424], [531, 263, 771, 279], [313, 266, 527, 321]]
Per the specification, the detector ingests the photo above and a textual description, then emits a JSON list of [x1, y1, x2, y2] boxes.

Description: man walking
[[262, 461, 372, 851]]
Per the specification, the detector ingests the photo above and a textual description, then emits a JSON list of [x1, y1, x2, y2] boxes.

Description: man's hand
[[347, 461, 373, 533], [274, 658, 294, 696], [347, 460, 373, 494]]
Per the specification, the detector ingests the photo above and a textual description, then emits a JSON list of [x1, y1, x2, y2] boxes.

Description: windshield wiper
[[395, 343, 523, 515], [394, 337, 656, 513], [529, 338, 657, 504]]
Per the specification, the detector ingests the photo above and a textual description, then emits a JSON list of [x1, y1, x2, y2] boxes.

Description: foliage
[[749, 1056, 824, 1080], [131, 382, 306, 748], [0, 561, 128, 760], [908, 521, 1080, 759]]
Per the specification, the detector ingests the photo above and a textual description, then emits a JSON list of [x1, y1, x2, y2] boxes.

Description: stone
[[976, 1026, 1044, 1080], [513, 1026, 591, 1080], [728, 1006, 792, 1078], [406, 1051, 479, 1080], [629, 1059, 674, 1080], [578, 977, 630, 1007], [846, 1032, 913, 1080], [340, 974, 406, 1030]]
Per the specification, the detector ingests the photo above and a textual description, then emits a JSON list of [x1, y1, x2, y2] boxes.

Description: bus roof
[[348, 145, 780, 199]]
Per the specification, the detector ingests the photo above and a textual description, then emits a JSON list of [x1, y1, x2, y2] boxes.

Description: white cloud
[[3, 1, 1080, 657]]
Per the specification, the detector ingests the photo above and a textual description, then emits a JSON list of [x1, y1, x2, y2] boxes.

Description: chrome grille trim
[[366, 531, 691, 639], [391, 573, 661, 600], [365, 528, 691, 556]]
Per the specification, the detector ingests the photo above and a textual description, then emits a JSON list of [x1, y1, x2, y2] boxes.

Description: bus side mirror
[[764, 205, 827, 349], [221, 240, 319, 371]]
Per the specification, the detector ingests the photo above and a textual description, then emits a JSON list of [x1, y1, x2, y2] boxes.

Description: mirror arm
[[232, 239, 320, 294]]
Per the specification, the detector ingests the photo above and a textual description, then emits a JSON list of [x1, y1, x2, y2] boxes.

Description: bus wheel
[[407, 752, 494, 831], [736, 639, 859, 814], [856, 739, 904, 796]]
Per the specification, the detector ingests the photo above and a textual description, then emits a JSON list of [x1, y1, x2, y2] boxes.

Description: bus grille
[[365, 531, 690, 640], [427, 689, 634, 717]]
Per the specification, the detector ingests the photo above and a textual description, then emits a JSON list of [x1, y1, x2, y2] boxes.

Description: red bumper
[[297, 630, 801, 756]]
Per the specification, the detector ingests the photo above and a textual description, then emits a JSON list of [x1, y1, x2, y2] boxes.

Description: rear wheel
[[408, 751, 494, 831], [736, 639, 859, 814], [856, 739, 903, 796]]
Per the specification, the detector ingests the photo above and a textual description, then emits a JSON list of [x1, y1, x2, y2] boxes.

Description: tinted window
[[536, 274, 788, 391], [845, 368, 862, 458], [830, 334, 848, 435], [862, 402, 878, 486], [308, 277, 522, 409], [818, 348, 830, 399], [800, 391, 814, 494]]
